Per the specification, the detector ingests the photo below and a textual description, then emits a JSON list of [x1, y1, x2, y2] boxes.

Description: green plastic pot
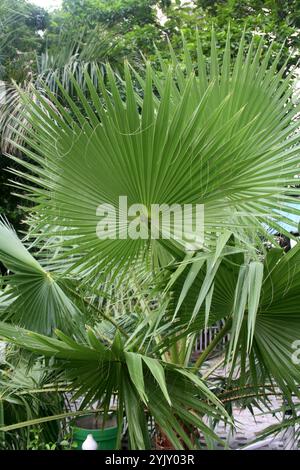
[[71, 414, 118, 450]]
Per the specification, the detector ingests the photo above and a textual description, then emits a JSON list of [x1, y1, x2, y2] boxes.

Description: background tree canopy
[[0, 0, 49, 81]]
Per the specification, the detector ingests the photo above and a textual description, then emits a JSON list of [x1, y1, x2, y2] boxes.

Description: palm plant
[[0, 25, 134, 155], [0, 30, 300, 449], [0, 219, 228, 448], [0, 358, 65, 449]]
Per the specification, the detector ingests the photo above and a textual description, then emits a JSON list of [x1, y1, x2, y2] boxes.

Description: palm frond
[[5, 30, 300, 285], [0, 219, 82, 334], [0, 320, 228, 449]]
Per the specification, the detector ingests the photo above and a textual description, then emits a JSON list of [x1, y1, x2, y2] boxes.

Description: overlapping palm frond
[[0, 321, 228, 450], [36, 27, 124, 95], [161, 244, 300, 396], [0, 26, 128, 154], [220, 244, 300, 396], [247, 244, 300, 394], [0, 80, 58, 154], [250, 401, 300, 450], [0, 359, 64, 449]]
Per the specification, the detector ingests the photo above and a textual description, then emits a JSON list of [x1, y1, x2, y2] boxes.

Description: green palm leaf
[[0, 320, 227, 449], [5, 30, 300, 284], [178, 245, 300, 394], [0, 219, 82, 334]]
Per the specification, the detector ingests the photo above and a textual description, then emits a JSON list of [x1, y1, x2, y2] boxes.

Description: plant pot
[[155, 436, 174, 450], [154, 427, 175, 450], [154, 425, 200, 450], [71, 414, 118, 450]]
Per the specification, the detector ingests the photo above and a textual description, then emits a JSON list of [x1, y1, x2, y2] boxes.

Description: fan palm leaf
[[162, 244, 300, 395], [0, 219, 82, 334], [4, 30, 300, 284]]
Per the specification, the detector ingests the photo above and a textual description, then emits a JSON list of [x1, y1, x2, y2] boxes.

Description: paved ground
[[213, 399, 294, 450], [201, 358, 298, 450]]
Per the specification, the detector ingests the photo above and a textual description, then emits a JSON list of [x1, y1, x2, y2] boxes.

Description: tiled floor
[[212, 401, 292, 450], [201, 359, 298, 450]]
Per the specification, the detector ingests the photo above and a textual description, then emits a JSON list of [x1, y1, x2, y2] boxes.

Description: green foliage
[[26, 428, 57, 450], [7, 33, 300, 283], [170, 244, 300, 394], [163, 0, 300, 68], [0, 360, 64, 450], [0, 321, 227, 449], [62, 0, 156, 28], [1, 0, 300, 451], [0, 159, 23, 233], [0, 0, 48, 82], [0, 219, 83, 335], [1, 0, 300, 237], [1, 1, 300, 97]]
